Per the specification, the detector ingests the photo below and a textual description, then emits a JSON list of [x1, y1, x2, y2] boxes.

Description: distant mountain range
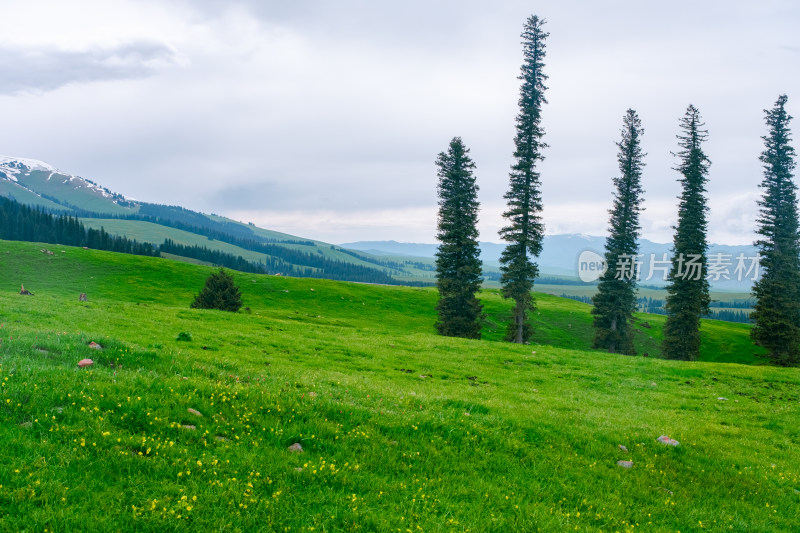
[[340, 237, 761, 291]]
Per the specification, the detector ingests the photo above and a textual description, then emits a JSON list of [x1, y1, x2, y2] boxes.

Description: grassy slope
[[18, 170, 136, 215], [0, 180, 66, 211], [79, 219, 404, 274], [0, 240, 798, 532]]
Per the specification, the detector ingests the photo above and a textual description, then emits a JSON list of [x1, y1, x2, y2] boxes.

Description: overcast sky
[[1, 0, 798, 244]]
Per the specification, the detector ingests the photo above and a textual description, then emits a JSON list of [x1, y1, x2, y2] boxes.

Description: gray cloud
[[1, 0, 798, 243], [0, 41, 180, 94]]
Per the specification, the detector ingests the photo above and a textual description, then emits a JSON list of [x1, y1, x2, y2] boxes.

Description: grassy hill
[[2, 156, 431, 283], [1, 240, 798, 531]]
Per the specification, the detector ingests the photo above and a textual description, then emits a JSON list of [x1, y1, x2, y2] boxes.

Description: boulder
[[657, 435, 680, 447]]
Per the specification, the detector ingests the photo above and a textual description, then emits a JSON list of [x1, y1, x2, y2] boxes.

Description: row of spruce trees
[[434, 15, 800, 367]]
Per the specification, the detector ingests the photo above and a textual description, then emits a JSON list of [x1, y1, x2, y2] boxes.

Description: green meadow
[[0, 240, 798, 532]]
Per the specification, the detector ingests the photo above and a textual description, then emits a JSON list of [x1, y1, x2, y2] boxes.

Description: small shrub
[[191, 268, 243, 312], [176, 332, 192, 342]]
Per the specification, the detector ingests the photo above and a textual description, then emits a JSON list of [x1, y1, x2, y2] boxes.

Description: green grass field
[[78, 218, 421, 277], [1, 240, 798, 532]]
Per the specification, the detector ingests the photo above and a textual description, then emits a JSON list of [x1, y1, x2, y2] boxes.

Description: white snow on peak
[[0, 155, 125, 202], [0, 155, 60, 176]]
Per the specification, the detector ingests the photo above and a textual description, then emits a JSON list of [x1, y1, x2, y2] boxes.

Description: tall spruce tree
[[434, 137, 483, 338], [499, 15, 548, 344], [751, 95, 800, 366], [662, 105, 711, 360], [592, 109, 646, 354]]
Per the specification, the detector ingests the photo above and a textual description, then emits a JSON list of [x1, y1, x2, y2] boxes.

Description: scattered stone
[[294, 467, 303, 472], [19, 421, 33, 429], [531, 351, 537, 354], [40, 249, 54, 255], [309, 288, 315, 292], [214, 436, 228, 442], [181, 424, 196, 430], [619, 444, 629, 453], [88, 341, 102, 350], [657, 435, 680, 447], [19, 284, 33, 296], [77, 358, 94, 368], [463, 412, 471, 416], [79, 293, 88, 302], [307, 391, 318, 398], [717, 397, 728, 401], [288, 442, 303, 453], [651, 382, 657, 387], [388, 440, 398, 446], [617, 460, 633, 469], [187, 408, 203, 417], [655, 487, 674, 495], [419, 374, 431, 379], [532, 388, 538, 393], [51, 407, 64, 414]]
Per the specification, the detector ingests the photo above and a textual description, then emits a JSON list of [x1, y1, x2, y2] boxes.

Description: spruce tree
[[434, 137, 483, 338], [499, 15, 548, 344], [751, 95, 800, 366], [191, 268, 243, 312], [662, 105, 711, 360], [592, 109, 646, 354]]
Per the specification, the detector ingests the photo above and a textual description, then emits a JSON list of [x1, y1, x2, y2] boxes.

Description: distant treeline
[[560, 293, 753, 324], [3, 193, 442, 285], [80, 203, 430, 284], [160, 239, 433, 286], [80, 203, 316, 246], [0, 197, 157, 257], [483, 271, 596, 286]]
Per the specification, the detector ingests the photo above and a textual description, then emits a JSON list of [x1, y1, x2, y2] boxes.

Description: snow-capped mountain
[[0, 155, 135, 214]]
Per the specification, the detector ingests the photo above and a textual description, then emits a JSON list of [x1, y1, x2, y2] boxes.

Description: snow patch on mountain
[[0, 155, 59, 176], [0, 155, 124, 201]]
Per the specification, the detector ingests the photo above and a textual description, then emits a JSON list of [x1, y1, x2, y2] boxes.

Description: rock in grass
[[617, 460, 633, 468], [717, 397, 728, 401], [214, 436, 228, 442], [619, 444, 629, 453], [288, 442, 303, 453], [88, 341, 102, 350], [187, 408, 203, 417], [657, 435, 680, 447], [181, 424, 196, 430], [77, 358, 94, 368], [307, 391, 318, 398]]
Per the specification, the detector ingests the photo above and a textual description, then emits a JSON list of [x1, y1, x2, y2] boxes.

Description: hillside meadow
[[0, 239, 798, 532]]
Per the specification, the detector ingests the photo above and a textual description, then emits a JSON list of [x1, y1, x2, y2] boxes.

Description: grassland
[[0, 239, 798, 532], [78, 218, 421, 276]]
